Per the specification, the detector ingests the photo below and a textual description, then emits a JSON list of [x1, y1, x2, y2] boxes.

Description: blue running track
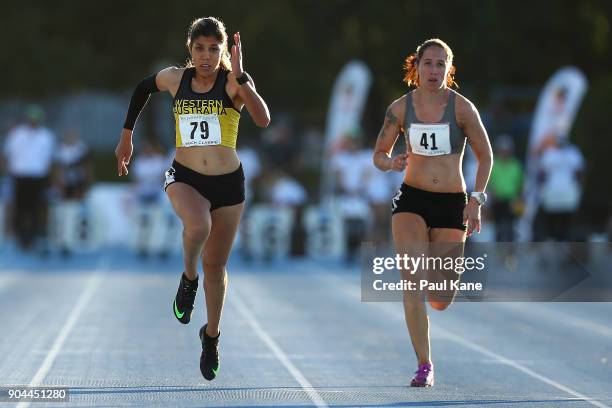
[[0, 249, 610, 407]]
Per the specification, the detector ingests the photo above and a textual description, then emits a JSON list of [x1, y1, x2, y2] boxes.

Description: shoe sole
[[410, 380, 434, 387]]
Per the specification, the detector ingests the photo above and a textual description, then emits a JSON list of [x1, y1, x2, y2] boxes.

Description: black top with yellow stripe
[[173, 68, 240, 149]]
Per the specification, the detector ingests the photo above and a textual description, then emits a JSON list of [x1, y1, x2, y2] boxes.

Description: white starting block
[[246, 205, 294, 260]]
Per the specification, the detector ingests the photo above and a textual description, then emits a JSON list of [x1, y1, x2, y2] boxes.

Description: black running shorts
[[164, 160, 245, 211], [391, 183, 467, 231]]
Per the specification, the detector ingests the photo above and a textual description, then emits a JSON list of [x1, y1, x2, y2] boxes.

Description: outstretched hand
[[231, 32, 244, 77], [463, 199, 482, 237], [115, 132, 133, 176]]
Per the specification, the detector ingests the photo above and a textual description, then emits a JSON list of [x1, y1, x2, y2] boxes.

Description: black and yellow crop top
[[173, 68, 241, 149]]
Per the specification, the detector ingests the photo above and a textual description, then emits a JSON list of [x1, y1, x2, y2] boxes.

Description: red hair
[[403, 38, 458, 88]]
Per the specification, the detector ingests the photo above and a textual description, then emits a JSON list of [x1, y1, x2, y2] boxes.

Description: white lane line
[[17, 256, 110, 408], [432, 324, 611, 408], [493, 302, 612, 339], [231, 289, 328, 408], [329, 276, 610, 408]]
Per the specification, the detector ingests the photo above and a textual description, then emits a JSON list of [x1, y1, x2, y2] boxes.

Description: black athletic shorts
[[164, 160, 245, 211], [391, 183, 467, 231]]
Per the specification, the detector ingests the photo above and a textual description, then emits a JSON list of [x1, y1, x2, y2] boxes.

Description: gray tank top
[[404, 90, 466, 155]]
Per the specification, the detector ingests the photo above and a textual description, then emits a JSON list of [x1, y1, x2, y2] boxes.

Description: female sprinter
[[115, 17, 270, 381], [373, 38, 492, 387]]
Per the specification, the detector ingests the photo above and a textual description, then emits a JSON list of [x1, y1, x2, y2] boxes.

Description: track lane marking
[[231, 288, 328, 408], [328, 274, 610, 408], [16, 256, 110, 408]]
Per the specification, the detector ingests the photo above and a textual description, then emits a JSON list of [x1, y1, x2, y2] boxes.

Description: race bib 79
[[178, 114, 221, 147]]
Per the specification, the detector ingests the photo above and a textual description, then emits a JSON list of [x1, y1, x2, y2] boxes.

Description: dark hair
[[186, 17, 231, 71], [403, 38, 457, 88]]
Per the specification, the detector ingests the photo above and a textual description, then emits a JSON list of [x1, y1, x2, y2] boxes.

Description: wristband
[[470, 191, 487, 205], [236, 72, 250, 85]]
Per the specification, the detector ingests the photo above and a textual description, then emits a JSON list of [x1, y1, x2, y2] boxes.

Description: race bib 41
[[408, 123, 451, 156]]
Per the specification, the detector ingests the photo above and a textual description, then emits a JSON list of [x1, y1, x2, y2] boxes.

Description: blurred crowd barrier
[[0, 179, 609, 262], [0, 183, 362, 261]]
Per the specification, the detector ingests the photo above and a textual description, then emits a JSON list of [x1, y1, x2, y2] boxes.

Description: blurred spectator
[[54, 129, 92, 201], [237, 141, 262, 203], [269, 169, 308, 256], [234, 140, 262, 259], [247, 168, 308, 259], [52, 129, 93, 256], [536, 136, 584, 241], [489, 135, 523, 241], [331, 129, 372, 261], [268, 169, 308, 208], [363, 149, 402, 243], [133, 140, 167, 204], [131, 139, 168, 257], [261, 115, 300, 170], [2, 105, 55, 251], [0, 120, 18, 240]]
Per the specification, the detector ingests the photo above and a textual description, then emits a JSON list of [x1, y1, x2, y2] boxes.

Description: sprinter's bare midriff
[[404, 152, 465, 193], [174, 145, 240, 175]]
